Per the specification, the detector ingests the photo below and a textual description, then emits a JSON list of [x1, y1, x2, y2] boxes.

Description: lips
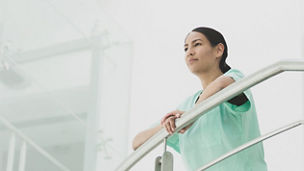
[[188, 58, 198, 64]]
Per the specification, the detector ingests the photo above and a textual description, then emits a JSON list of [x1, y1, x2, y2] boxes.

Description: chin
[[188, 68, 200, 75]]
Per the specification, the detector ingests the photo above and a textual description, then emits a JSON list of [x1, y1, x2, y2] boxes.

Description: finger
[[179, 129, 185, 134], [165, 119, 173, 134], [178, 128, 186, 134], [165, 122, 171, 134], [169, 118, 176, 133], [166, 119, 174, 134], [181, 123, 193, 133], [161, 113, 175, 124]]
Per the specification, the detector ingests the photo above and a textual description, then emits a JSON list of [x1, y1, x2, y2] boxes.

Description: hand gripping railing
[[115, 59, 304, 171]]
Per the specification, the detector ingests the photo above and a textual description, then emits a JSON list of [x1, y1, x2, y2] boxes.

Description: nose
[[186, 47, 195, 57]]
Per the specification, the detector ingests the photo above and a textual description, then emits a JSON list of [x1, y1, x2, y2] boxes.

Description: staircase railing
[[115, 60, 304, 171], [0, 114, 71, 171], [197, 119, 304, 170]]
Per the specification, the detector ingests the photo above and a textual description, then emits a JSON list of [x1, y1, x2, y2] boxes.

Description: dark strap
[[228, 92, 248, 106], [195, 91, 248, 106]]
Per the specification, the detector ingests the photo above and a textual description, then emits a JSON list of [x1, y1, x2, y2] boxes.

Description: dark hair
[[191, 27, 231, 73]]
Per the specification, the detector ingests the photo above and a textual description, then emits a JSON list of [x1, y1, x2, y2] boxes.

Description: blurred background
[[0, 0, 303, 170]]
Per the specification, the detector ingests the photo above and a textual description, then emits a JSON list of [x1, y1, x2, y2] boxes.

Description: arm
[[196, 75, 248, 105], [132, 124, 162, 150], [132, 110, 184, 150], [132, 76, 246, 150]]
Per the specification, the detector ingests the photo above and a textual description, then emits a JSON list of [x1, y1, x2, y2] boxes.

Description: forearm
[[132, 124, 163, 150], [196, 76, 234, 104], [197, 80, 225, 105], [197, 76, 248, 106], [200, 81, 224, 101]]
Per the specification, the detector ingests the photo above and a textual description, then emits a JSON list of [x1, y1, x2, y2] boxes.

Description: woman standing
[[132, 27, 267, 171]]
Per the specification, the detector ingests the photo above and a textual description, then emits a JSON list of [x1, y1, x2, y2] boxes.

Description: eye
[[184, 47, 188, 52], [194, 43, 201, 46]]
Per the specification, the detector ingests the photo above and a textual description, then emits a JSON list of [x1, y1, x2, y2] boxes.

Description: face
[[184, 31, 223, 74]]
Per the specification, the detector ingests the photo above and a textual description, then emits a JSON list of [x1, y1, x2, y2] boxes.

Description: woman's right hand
[[161, 110, 184, 134]]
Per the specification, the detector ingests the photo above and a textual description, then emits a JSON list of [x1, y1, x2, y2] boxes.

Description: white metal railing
[[115, 59, 304, 171], [198, 120, 304, 170], [0, 114, 71, 171]]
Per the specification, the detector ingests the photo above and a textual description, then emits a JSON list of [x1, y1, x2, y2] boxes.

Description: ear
[[215, 43, 224, 59]]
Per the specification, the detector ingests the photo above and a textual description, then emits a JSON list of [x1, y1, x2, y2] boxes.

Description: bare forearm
[[200, 81, 223, 101], [196, 76, 234, 104], [132, 124, 162, 150], [196, 80, 225, 104]]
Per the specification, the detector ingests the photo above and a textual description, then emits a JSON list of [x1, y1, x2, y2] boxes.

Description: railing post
[[18, 141, 27, 171], [154, 138, 174, 171], [0, 114, 71, 171], [6, 133, 16, 171], [154, 156, 161, 171], [161, 138, 173, 171], [161, 151, 173, 171]]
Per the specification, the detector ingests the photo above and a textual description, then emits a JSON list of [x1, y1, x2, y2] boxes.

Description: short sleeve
[[166, 133, 180, 153], [223, 69, 252, 113], [223, 68, 245, 82]]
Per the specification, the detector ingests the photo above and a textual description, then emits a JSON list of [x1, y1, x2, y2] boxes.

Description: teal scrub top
[[167, 69, 268, 171]]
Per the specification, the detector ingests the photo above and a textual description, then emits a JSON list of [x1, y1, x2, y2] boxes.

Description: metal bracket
[[154, 138, 173, 171]]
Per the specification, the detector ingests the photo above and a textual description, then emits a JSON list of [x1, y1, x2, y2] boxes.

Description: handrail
[[115, 60, 304, 171], [197, 120, 304, 170], [0, 114, 71, 171]]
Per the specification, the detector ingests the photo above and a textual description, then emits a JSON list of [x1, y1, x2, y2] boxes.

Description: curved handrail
[[197, 120, 304, 170], [115, 60, 304, 171]]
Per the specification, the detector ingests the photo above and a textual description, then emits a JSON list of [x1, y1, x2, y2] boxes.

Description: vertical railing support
[[6, 133, 16, 171], [155, 156, 161, 171], [0, 114, 70, 171], [161, 151, 173, 171], [18, 141, 27, 171], [154, 138, 173, 171]]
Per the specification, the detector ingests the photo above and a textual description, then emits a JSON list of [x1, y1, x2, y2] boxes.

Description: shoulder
[[223, 69, 246, 82], [222, 69, 254, 112], [224, 68, 244, 74], [213, 69, 245, 89]]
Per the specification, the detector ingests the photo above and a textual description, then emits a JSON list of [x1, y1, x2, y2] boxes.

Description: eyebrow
[[184, 39, 202, 46]]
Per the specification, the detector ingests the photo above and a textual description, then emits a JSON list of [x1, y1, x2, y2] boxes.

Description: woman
[[132, 27, 267, 171]]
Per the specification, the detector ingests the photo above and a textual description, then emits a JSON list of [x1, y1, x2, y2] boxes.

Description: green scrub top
[[167, 69, 268, 171]]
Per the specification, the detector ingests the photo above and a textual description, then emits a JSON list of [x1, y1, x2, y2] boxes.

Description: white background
[[0, 0, 303, 170]]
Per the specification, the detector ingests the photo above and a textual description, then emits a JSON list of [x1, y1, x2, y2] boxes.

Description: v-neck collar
[[194, 90, 203, 105]]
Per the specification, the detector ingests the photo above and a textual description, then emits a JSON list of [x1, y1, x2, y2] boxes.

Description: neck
[[196, 68, 223, 89]]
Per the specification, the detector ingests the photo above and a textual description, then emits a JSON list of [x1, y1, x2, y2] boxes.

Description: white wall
[[97, 0, 304, 170]]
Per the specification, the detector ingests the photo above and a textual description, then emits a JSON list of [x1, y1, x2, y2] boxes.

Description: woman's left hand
[[161, 110, 193, 134], [161, 110, 184, 134]]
